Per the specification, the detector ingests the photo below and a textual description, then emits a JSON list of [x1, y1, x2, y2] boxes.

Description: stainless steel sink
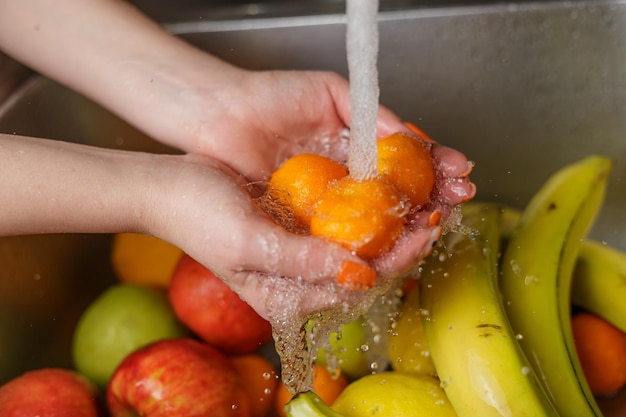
[[1, 0, 625, 413]]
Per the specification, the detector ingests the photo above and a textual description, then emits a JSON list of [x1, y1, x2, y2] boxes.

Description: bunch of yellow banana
[[420, 155, 615, 417]]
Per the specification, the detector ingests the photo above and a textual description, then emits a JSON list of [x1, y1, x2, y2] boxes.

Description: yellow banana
[[420, 203, 559, 417], [490, 204, 626, 333], [500, 155, 612, 417], [572, 239, 626, 333]]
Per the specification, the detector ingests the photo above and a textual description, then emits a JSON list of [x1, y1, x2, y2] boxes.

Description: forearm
[[0, 0, 243, 151], [0, 134, 158, 236]]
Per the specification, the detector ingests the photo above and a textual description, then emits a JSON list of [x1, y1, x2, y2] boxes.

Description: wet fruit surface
[[310, 176, 405, 259], [377, 132, 435, 209]]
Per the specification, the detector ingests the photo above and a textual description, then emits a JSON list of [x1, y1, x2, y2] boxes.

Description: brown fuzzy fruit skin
[[0, 368, 102, 417], [107, 338, 250, 417], [168, 254, 273, 354]]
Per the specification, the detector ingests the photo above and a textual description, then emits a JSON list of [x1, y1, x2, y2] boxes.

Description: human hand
[[146, 135, 474, 324], [0, 0, 475, 320], [151, 153, 473, 324]]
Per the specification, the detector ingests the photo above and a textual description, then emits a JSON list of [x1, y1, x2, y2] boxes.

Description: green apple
[[332, 372, 457, 417], [72, 283, 187, 388], [315, 317, 370, 380]]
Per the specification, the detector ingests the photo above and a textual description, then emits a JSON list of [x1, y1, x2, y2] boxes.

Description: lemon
[[332, 372, 457, 417]]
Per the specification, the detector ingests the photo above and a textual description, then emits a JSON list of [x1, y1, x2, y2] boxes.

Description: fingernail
[[336, 261, 377, 291], [458, 161, 475, 178], [461, 183, 478, 203]]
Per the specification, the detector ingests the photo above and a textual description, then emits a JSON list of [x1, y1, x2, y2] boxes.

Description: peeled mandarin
[[267, 153, 348, 227], [310, 176, 405, 259], [377, 132, 435, 208]]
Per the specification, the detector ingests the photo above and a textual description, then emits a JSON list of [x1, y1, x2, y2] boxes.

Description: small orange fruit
[[274, 364, 349, 417], [111, 233, 183, 288], [230, 353, 280, 417], [336, 260, 377, 290], [310, 176, 406, 259], [267, 154, 348, 228], [377, 132, 435, 208], [572, 312, 626, 396]]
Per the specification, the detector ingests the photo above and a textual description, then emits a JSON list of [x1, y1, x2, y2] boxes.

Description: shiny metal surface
[[0, 1, 624, 412]]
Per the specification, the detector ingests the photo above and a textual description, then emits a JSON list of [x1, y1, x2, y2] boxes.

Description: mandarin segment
[[377, 132, 435, 208], [310, 176, 405, 259], [267, 153, 348, 227]]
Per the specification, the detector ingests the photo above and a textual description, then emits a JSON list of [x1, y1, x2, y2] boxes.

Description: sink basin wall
[[0, 2, 624, 412]]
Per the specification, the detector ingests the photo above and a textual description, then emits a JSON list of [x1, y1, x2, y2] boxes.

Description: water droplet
[[524, 275, 539, 286], [509, 259, 522, 276]]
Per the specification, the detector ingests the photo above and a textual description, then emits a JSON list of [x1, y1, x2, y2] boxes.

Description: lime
[[72, 283, 187, 388], [316, 317, 371, 380]]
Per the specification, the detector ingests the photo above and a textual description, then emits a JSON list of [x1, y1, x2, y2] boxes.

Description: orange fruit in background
[[274, 364, 349, 417], [377, 132, 435, 208], [572, 312, 626, 396], [310, 176, 405, 259], [231, 354, 279, 417], [111, 233, 183, 288], [267, 153, 348, 228]]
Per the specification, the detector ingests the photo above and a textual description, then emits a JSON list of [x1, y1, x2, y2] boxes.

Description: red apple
[[0, 368, 102, 417], [107, 338, 250, 417], [168, 254, 273, 354]]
